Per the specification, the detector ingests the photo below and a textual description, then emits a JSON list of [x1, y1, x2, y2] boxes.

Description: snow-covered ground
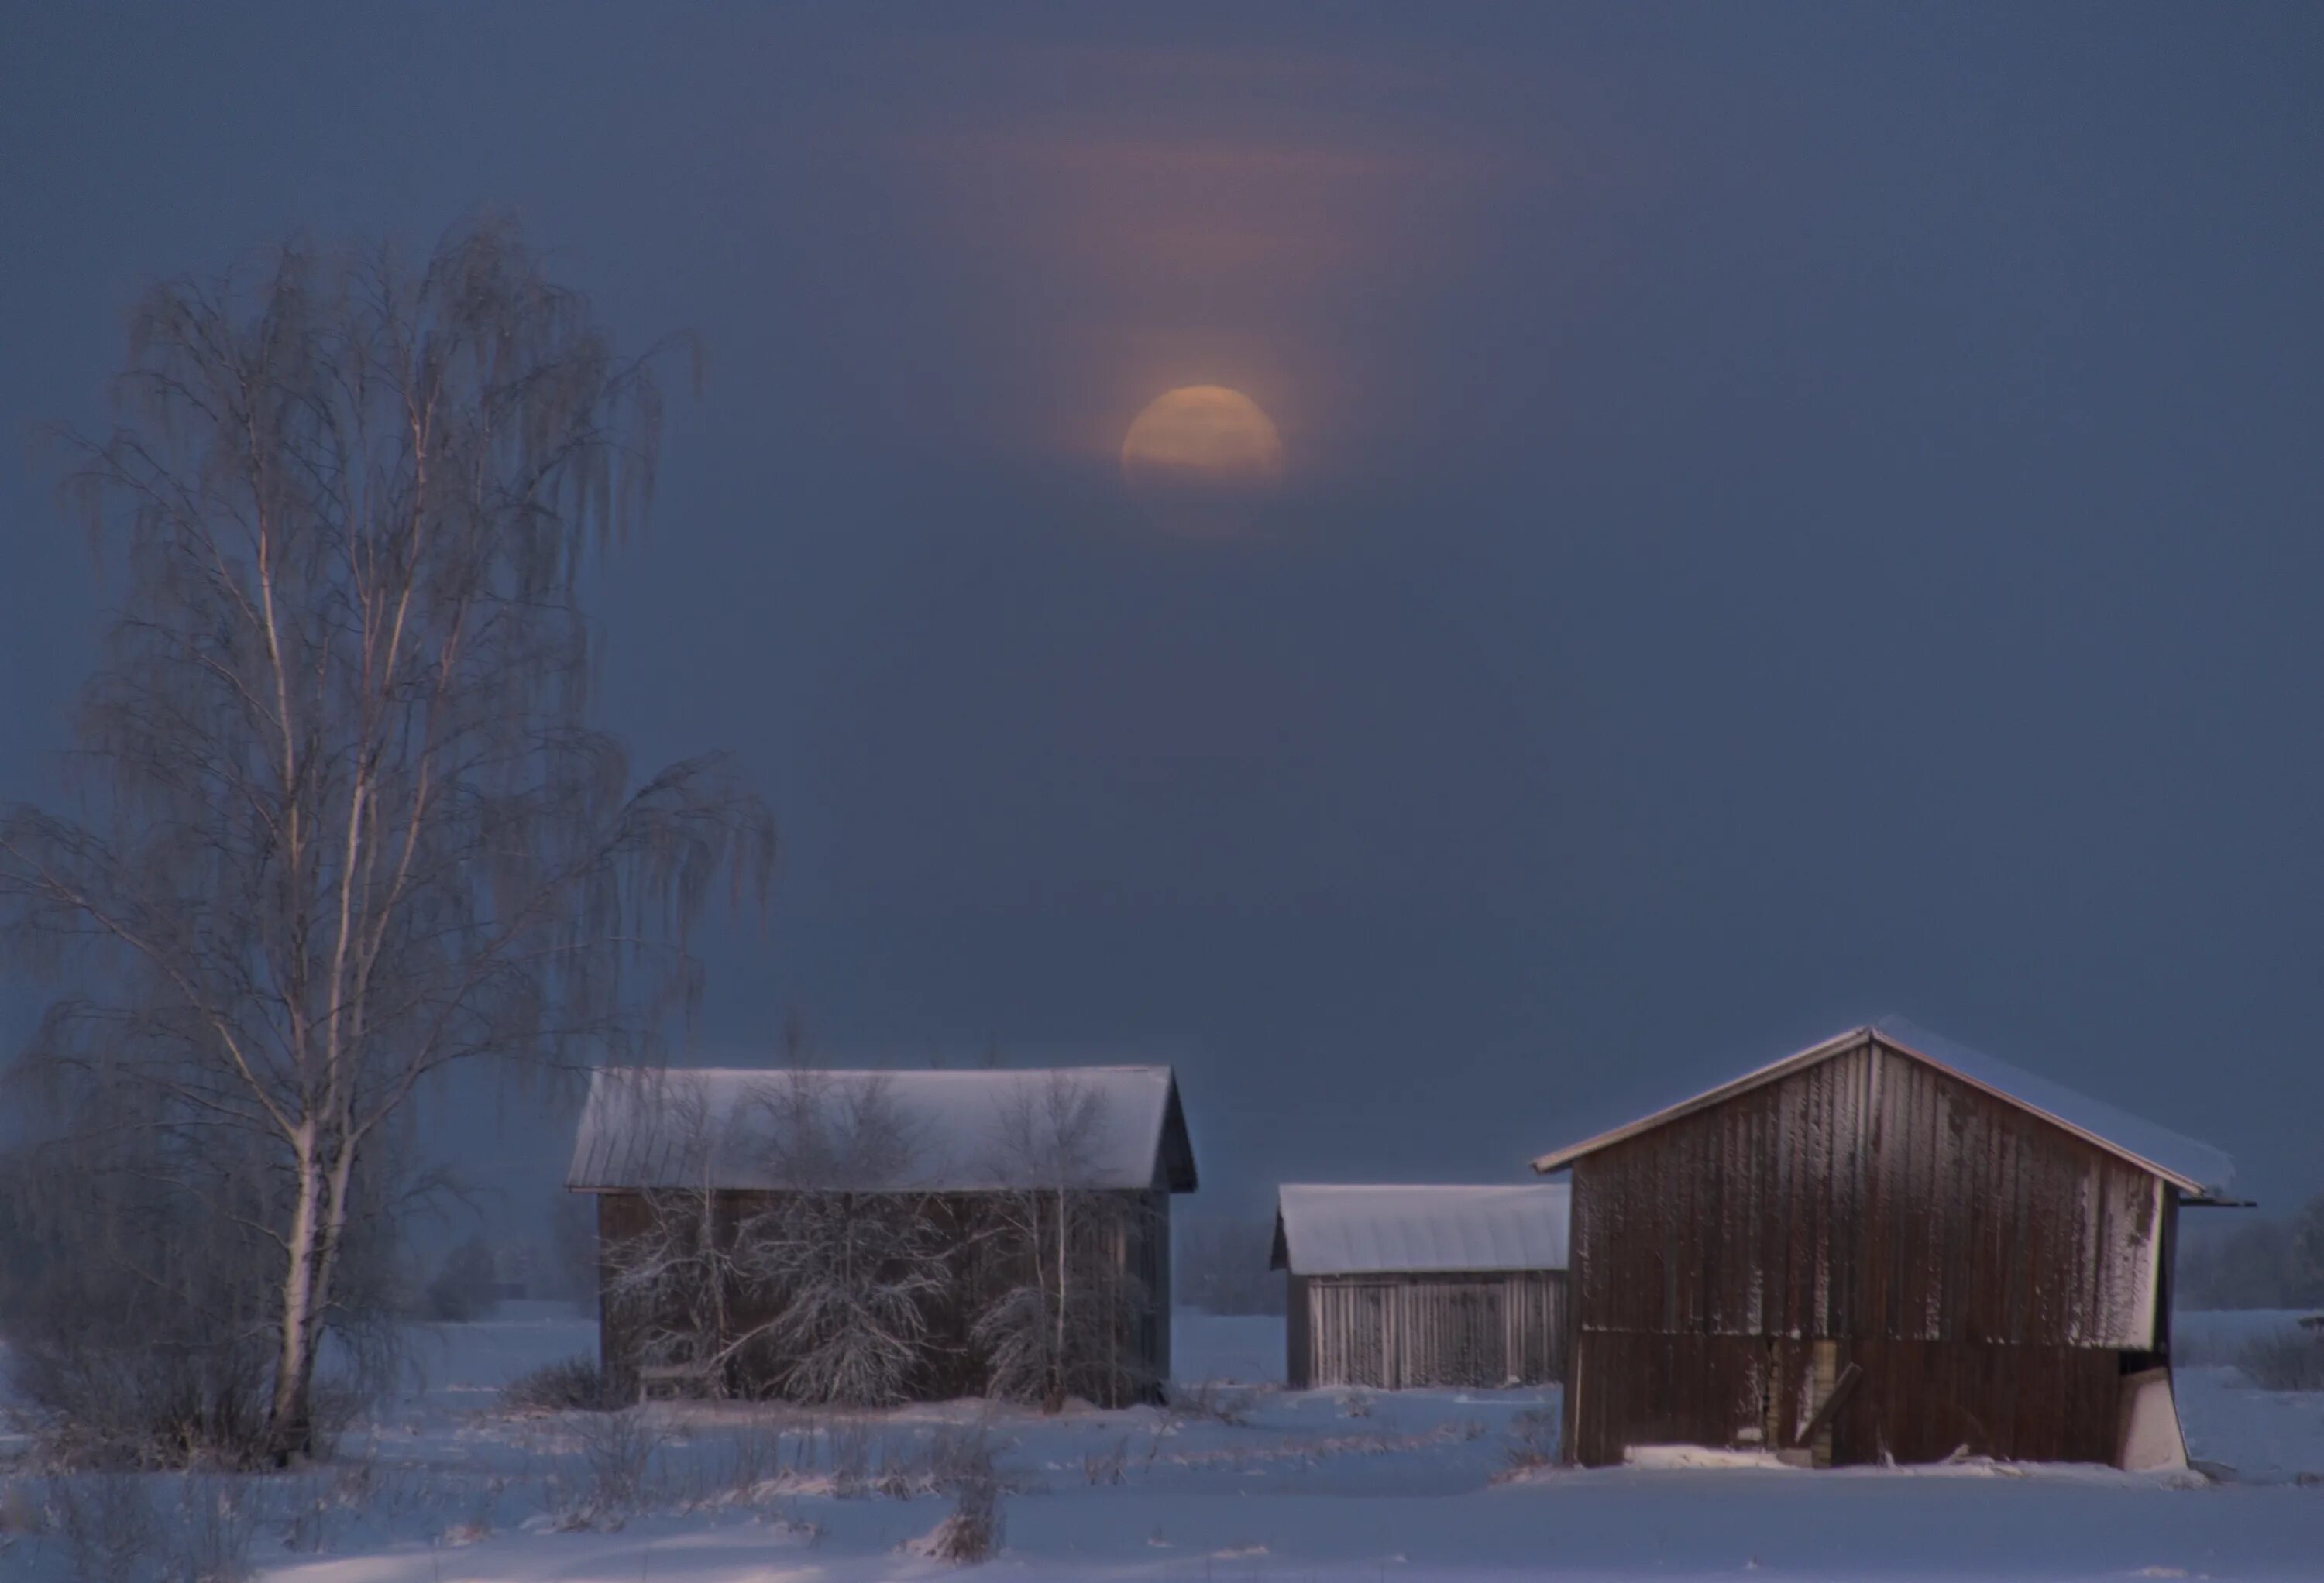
[[3, 1307, 2321, 1580]]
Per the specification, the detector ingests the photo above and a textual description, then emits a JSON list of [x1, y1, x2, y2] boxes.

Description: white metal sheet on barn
[[1273, 1184, 1569, 1276], [567, 1065, 1195, 1193]]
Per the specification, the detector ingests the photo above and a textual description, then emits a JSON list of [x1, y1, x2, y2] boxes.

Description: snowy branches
[[0, 223, 772, 1461], [599, 1071, 953, 1406], [971, 1073, 1157, 1411], [589, 1067, 1167, 1410]]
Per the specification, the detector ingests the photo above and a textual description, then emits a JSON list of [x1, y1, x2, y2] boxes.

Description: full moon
[[1120, 386, 1284, 491]]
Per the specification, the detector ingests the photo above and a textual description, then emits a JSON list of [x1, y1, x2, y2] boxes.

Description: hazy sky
[[4, 5, 2322, 1222]]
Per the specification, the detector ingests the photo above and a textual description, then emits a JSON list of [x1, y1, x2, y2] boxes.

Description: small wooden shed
[[1533, 1017, 2237, 1469], [1270, 1184, 1570, 1389], [569, 1064, 1198, 1405]]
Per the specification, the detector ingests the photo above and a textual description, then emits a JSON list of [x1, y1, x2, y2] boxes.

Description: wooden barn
[[567, 1064, 1198, 1406], [1270, 1184, 1570, 1390], [1533, 1017, 2236, 1469]]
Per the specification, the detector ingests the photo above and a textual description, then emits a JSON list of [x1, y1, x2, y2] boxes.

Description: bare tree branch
[[0, 221, 772, 1464]]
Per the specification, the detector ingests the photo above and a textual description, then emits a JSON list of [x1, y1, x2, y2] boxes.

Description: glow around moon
[[1120, 386, 1284, 491]]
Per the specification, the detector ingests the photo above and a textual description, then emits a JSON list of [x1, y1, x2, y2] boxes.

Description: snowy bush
[[1165, 1379, 1253, 1427], [562, 1410, 665, 1526], [909, 1432, 1006, 1564], [0, 1112, 402, 1471], [502, 1356, 621, 1414]]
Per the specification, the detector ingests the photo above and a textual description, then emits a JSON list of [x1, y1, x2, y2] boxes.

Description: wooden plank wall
[[1292, 1271, 1567, 1389], [1567, 1332, 2123, 1466], [1571, 1038, 2164, 1348], [1563, 1034, 2172, 1466]]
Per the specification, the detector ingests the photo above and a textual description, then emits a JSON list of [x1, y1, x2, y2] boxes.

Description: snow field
[[0, 1309, 2319, 1581]]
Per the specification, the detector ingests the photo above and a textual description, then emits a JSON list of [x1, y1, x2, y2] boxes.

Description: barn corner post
[[1559, 1166, 1586, 1464]]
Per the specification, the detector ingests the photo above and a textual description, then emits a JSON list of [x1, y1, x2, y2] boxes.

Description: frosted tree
[[737, 1070, 951, 1405], [971, 1073, 1153, 1410], [596, 1068, 952, 1404], [0, 226, 772, 1461], [598, 1073, 753, 1392]]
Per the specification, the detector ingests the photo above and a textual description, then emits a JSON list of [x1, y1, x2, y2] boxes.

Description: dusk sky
[[4, 5, 2321, 1222]]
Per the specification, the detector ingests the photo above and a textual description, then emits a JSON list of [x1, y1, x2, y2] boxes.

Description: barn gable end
[[1535, 1022, 2228, 1469], [1270, 1184, 1571, 1390]]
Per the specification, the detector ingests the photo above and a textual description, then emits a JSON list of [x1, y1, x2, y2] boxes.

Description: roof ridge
[[1528, 1018, 2230, 1195]]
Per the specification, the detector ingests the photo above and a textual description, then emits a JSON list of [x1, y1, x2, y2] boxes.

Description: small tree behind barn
[[600, 1067, 954, 1405], [972, 1073, 1166, 1411]]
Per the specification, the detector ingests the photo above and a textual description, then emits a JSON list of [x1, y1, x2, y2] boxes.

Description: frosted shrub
[[502, 1356, 621, 1414], [566, 1410, 663, 1526], [1166, 1379, 1253, 1427], [911, 1434, 1006, 1564], [741, 1186, 948, 1406]]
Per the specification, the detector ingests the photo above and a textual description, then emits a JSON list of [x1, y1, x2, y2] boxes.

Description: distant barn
[[1270, 1184, 1570, 1390], [568, 1064, 1198, 1406], [1533, 1018, 2236, 1469]]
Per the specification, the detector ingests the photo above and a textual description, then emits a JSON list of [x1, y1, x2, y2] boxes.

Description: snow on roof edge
[[567, 1063, 1196, 1194], [1529, 1018, 2233, 1197], [1272, 1183, 1570, 1276]]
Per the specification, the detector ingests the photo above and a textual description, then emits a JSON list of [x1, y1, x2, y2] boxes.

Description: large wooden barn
[[1532, 1017, 2236, 1469], [567, 1064, 1197, 1406], [1270, 1184, 1570, 1389]]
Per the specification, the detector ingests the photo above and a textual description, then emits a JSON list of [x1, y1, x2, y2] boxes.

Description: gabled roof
[[1270, 1183, 1570, 1276], [1528, 1015, 2233, 1198], [569, 1065, 1197, 1194]]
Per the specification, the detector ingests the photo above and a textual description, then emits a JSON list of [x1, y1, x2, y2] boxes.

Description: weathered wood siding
[[1565, 1034, 2171, 1466], [1289, 1270, 1566, 1389], [1566, 1332, 2126, 1466]]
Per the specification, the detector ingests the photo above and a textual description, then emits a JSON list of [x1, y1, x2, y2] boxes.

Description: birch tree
[[599, 1074, 749, 1393], [971, 1073, 1152, 1410], [0, 225, 772, 1461]]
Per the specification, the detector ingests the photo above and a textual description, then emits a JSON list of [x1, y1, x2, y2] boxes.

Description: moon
[[1120, 386, 1284, 492]]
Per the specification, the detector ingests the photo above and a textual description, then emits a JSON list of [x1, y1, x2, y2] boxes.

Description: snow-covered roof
[[568, 1065, 1197, 1195], [1528, 1015, 2234, 1198], [1270, 1184, 1570, 1276]]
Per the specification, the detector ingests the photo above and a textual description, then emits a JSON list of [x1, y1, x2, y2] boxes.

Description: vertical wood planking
[[1564, 1032, 2176, 1466]]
